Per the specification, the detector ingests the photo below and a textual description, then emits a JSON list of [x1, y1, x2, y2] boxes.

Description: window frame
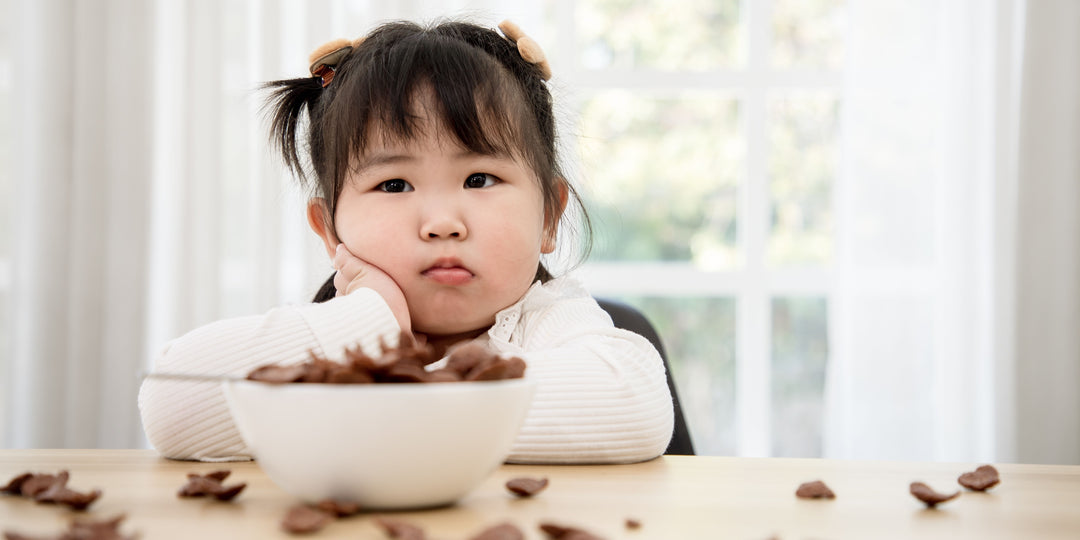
[[550, 0, 842, 457]]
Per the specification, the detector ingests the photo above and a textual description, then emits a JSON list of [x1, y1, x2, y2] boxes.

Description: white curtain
[[1010, 0, 1080, 465], [825, 0, 1080, 464], [5, 0, 154, 449]]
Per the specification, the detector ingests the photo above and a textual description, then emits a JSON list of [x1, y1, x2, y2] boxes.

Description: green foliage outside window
[[577, 0, 743, 70], [574, 0, 845, 456], [579, 92, 742, 268]]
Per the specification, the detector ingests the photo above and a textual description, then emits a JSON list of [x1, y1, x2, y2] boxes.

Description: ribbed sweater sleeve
[[489, 280, 675, 464], [139, 277, 674, 464], [137, 288, 399, 461]]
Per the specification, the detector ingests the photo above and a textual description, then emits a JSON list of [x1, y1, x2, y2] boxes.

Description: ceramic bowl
[[223, 378, 536, 509]]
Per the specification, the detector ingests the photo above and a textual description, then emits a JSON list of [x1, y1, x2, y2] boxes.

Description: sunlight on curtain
[[4, 0, 154, 449], [823, 0, 1019, 461]]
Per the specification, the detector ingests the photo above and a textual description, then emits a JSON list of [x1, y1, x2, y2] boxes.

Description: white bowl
[[223, 378, 536, 509]]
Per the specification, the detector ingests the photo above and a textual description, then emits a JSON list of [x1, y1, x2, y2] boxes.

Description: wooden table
[[1, 450, 1078, 539]]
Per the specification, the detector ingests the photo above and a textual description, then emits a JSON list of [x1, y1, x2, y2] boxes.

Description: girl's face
[[321, 104, 558, 339]]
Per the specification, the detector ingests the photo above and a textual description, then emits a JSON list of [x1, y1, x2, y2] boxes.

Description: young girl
[[138, 19, 674, 464]]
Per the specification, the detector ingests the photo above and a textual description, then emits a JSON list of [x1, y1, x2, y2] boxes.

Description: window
[[551, 0, 846, 457]]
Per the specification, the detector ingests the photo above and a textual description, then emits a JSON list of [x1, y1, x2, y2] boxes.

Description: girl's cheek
[[333, 215, 368, 250]]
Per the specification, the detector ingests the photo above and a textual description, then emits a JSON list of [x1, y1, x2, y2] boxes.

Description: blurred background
[[1, 0, 1077, 464]]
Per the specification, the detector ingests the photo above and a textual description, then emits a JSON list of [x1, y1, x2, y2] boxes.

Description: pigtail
[[262, 76, 325, 190]]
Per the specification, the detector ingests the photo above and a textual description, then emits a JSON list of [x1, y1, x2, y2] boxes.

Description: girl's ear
[[306, 198, 339, 259], [541, 180, 570, 254]]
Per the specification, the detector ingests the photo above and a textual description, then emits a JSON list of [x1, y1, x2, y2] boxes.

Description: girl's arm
[[137, 288, 400, 461], [140, 277, 674, 464], [491, 283, 676, 464]]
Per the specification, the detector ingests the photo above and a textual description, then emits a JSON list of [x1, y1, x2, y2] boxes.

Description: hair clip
[[498, 20, 552, 81], [308, 36, 365, 87]]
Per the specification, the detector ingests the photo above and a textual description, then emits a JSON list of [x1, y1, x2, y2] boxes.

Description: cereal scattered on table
[[958, 465, 1000, 491], [539, 521, 607, 540], [280, 499, 363, 535], [795, 480, 836, 499], [467, 522, 525, 540], [505, 477, 549, 497], [375, 517, 427, 540], [314, 498, 362, 517], [910, 482, 960, 508], [3, 514, 133, 540], [1, 470, 101, 511], [281, 504, 334, 534], [177, 470, 246, 501]]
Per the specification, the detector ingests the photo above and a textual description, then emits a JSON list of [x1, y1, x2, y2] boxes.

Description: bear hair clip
[[498, 20, 552, 81], [308, 36, 365, 87]]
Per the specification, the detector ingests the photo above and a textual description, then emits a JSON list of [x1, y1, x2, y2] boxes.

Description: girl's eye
[[378, 179, 413, 193], [464, 173, 498, 189]]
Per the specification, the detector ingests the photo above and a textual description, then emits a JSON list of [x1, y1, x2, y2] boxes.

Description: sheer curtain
[[825, 0, 1079, 464], [824, 0, 1011, 462], [5, 0, 154, 449], [1010, 0, 1080, 465]]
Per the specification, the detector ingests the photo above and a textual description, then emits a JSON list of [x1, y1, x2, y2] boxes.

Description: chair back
[[595, 298, 696, 456]]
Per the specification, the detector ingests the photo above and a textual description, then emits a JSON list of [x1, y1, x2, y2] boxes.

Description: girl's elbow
[[627, 409, 676, 463]]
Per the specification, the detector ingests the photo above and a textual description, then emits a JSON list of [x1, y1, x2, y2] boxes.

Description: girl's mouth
[[422, 260, 473, 286]]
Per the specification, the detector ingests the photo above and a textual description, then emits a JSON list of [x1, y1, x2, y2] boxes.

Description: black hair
[[263, 19, 591, 295]]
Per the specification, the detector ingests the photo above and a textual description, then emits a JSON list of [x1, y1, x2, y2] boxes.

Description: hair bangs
[[321, 23, 540, 204]]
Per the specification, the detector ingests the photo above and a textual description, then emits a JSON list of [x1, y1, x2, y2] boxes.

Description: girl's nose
[[420, 212, 467, 241]]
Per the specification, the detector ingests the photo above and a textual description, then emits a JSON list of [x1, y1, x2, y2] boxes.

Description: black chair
[[312, 276, 695, 455], [596, 298, 696, 456]]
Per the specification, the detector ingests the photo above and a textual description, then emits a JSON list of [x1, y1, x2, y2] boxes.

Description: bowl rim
[[224, 376, 536, 394]]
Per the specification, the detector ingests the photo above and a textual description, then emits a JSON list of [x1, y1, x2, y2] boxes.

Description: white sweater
[[138, 276, 674, 464]]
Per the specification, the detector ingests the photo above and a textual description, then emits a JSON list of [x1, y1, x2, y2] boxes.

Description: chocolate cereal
[[795, 480, 836, 499], [280, 499, 362, 535], [1, 472, 34, 495], [9, 471, 67, 498], [375, 517, 427, 540], [1, 470, 101, 511], [909, 482, 960, 508], [3, 514, 133, 540], [958, 464, 1000, 491], [281, 504, 334, 535], [468, 522, 525, 540], [247, 334, 525, 385], [539, 522, 607, 540], [505, 477, 549, 497], [177, 470, 246, 501], [315, 498, 362, 517]]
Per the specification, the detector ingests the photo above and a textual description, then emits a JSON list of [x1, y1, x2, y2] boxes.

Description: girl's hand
[[332, 244, 411, 333]]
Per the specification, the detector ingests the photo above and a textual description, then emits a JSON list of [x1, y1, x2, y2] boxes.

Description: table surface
[[1, 450, 1078, 539]]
